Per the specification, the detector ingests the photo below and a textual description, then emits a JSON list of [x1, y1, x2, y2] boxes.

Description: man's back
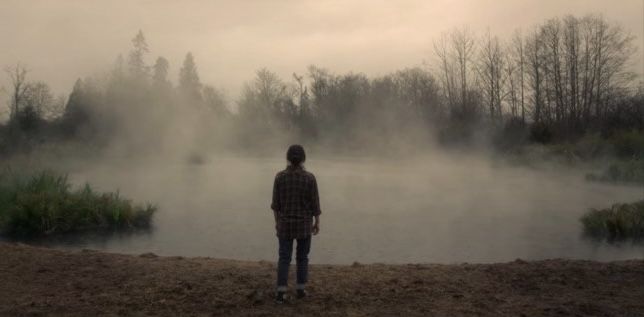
[[271, 166, 320, 240], [272, 167, 319, 220]]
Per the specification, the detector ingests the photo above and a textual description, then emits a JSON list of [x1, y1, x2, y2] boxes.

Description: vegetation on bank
[[586, 160, 644, 185], [0, 169, 156, 236], [572, 130, 644, 185], [492, 129, 644, 186], [581, 201, 644, 240]]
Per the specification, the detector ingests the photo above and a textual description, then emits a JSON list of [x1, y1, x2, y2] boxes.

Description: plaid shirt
[[271, 166, 321, 239]]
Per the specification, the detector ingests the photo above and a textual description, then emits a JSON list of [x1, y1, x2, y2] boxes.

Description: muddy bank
[[0, 243, 643, 316]]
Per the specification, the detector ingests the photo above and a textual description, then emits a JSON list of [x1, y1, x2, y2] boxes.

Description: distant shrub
[[581, 201, 644, 240], [586, 160, 644, 185], [493, 117, 529, 151], [609, 130, 644, 159], [0, 169, 156, 236], [438, 121, 475, 146], [572, 133, 611, 159], [529, 122, 553, 144]]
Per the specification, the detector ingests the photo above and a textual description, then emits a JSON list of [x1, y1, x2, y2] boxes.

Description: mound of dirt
[[0, 242, 643, 316]]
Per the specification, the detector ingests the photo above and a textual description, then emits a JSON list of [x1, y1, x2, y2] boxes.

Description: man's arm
[[271, 176, 281, 235], [271, 175, 280, 212], [311, 176, 321, 235]]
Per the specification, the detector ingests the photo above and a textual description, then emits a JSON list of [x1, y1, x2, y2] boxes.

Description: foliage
[[492, 116, 529, 151], [580, 130, 644, 184], [0, 169, 156, 236], [571, 133, 611, 160], [529, 122, 553, 144], [586, 160, 644, 185], [179, 52, 202, 102], [610, 130, 644, 159], [2, 13, 642, 155], [581, 201, 644, 240]]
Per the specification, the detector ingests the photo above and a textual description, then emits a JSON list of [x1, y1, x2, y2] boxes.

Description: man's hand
[[273, 210, 280, 236], [312, 223, 319, 235], [312, 215, 320, 235]]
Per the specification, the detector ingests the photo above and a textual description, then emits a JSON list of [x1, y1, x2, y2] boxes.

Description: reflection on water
[[14, 154, 644, 264]]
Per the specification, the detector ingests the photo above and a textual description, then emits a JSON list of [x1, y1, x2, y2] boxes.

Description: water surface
[[31, 154, 644, 264]]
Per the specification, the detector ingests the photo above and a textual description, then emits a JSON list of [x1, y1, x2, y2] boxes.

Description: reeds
[[581, 201, 644, 240], [0, 169, 156, 236]]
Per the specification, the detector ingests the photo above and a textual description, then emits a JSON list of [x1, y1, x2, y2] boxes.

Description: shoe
[[275, 291, 286, 304], [296, 289, 307, 299]]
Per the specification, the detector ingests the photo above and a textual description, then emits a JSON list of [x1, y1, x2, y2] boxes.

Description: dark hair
[[287, 144, 306, 166]]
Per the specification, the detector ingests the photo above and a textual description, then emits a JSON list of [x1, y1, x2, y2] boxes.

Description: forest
[[1, 13, 642, 159]]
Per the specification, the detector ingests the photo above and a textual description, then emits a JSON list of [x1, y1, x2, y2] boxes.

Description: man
[[271, 144, 321, 304]]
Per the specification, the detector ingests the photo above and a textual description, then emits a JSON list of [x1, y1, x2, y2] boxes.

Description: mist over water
[[2, 2, 644, 292], [27, 152, 642, 264], [1, 1, 643, 266]]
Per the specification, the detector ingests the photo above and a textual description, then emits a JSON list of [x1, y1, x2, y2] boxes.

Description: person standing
[[271, 144, 321, 304]]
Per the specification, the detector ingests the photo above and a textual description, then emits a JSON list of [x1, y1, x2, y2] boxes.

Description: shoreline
[[1, 242, 643, 316]]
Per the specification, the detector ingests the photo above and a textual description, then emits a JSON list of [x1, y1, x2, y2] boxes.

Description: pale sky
[[0, 0, 642, 103]]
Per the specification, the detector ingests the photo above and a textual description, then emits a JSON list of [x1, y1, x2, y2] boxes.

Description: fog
[[9, 152, 627, 264], [2, 1, 644, 264]]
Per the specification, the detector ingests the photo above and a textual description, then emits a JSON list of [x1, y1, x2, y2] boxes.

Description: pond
[[25, 153, 644, 264]]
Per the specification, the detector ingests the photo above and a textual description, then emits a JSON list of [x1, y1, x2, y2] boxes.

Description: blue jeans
[[276, 236, 311, 291]]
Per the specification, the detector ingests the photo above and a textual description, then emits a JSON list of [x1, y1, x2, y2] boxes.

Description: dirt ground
[[0, 243, 643, 316]]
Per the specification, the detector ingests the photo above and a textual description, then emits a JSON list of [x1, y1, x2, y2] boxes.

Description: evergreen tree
[[128, 30, 149, 79], [178, 52, 202, 103], [61, 79, 90, 136], [152, 56, 170, 88]]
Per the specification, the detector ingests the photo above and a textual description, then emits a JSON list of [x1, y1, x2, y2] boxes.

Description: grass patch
[[581, 201, 644, 240], [0, 169, 156, 237]]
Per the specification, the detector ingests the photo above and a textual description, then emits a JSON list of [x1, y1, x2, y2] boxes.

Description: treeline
[[1, 31, 229, 154], [2, 14, 642, 156]]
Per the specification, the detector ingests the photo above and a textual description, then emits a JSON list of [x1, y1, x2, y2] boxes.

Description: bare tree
[[508, 14, 636, 134], [590, 15, 636, 120], [504, 52, 519, 118], [452, 27, 476, 109], [393, 67, 442, 121], [23, 81, 53, 118], [433, 32, 458, 110], [542, 18, 565, 124], [563, 15, 581, 127], [511, 30, 527, 122], [477, 30, 505, 123], [433, 27, 477, 120], [238, 68, 296, 130], [526, 27, 545, 123], [4, 63, 29, 122]]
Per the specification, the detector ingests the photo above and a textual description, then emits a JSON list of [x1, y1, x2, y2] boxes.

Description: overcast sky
[[1, 0, 642, 104]]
